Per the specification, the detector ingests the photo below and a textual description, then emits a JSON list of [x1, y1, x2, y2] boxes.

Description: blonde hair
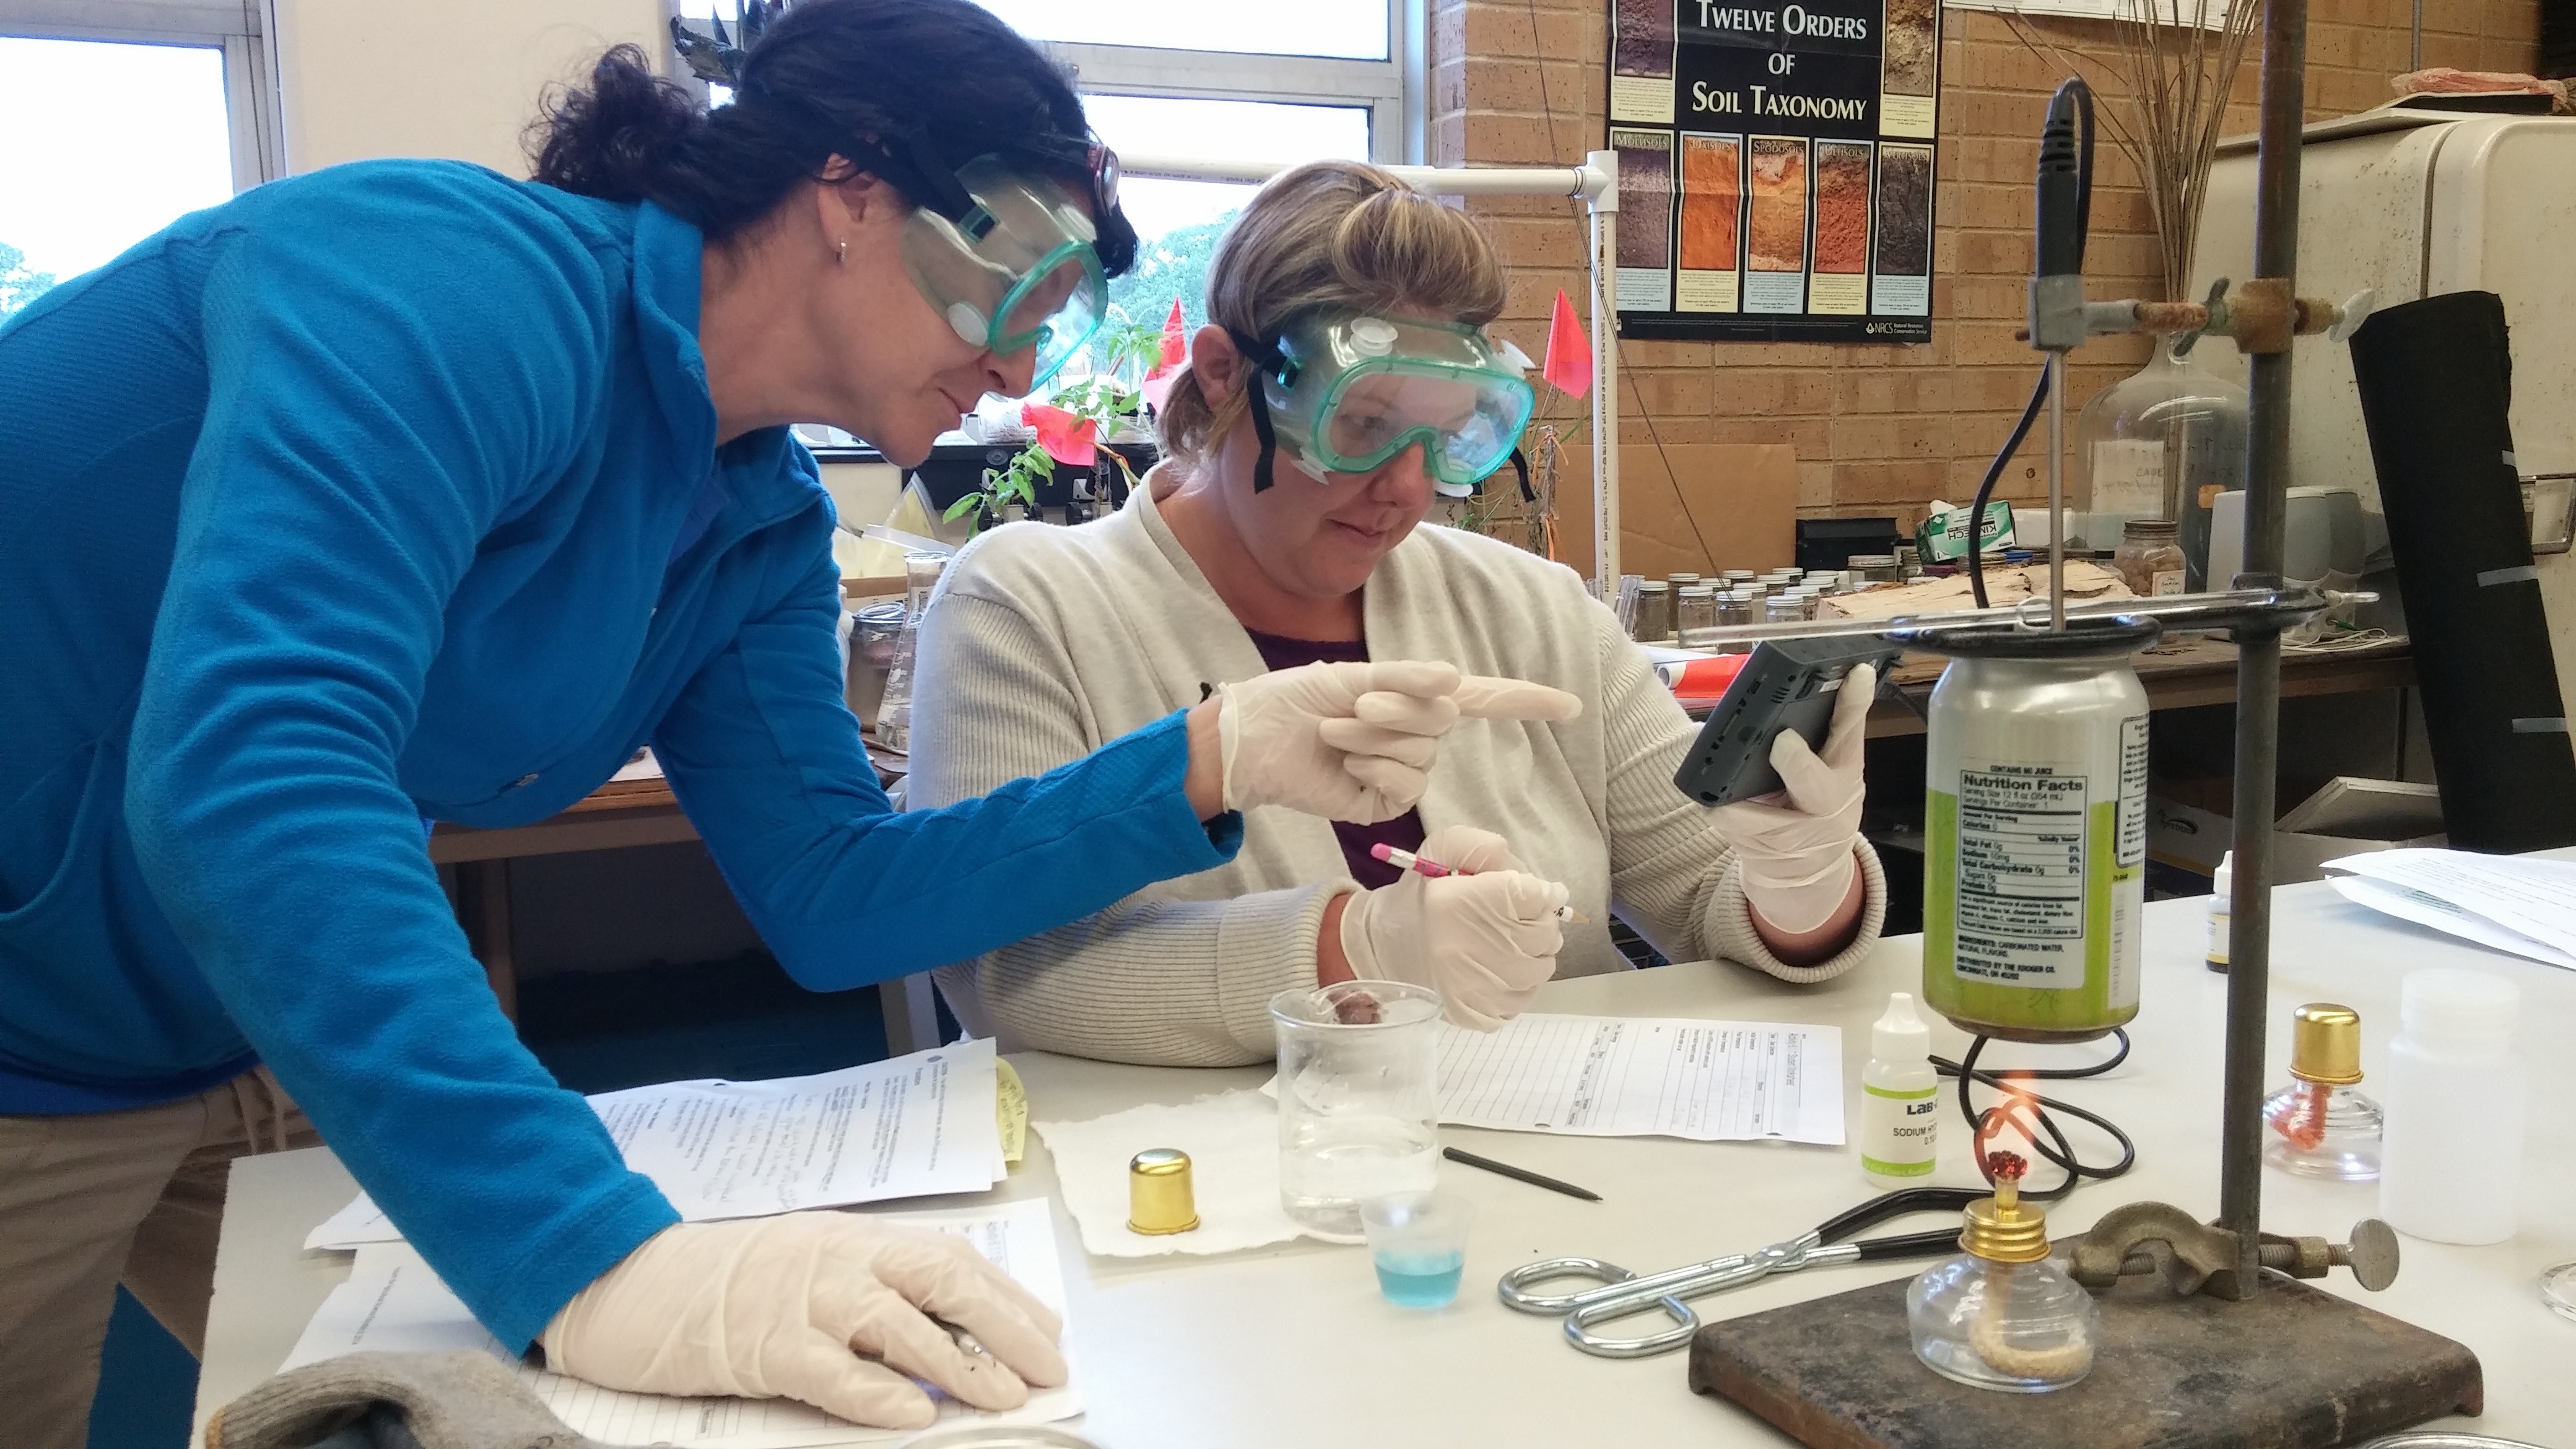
[[1156, 160, 1509, 471]]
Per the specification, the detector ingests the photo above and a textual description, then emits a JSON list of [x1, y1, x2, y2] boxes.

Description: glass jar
[[1765, 593, 1805, 626], [1667, 572, 1704, 596], [1271, 981, 1442, 1242], [1896, 543, 1923, 580], [1723, 569, 1759, 586], [1713, 591, 1754, 654], [1630, 580, 1673, 643], [2262, 1004, 2382, 1181], [2112, 520, 2187, 598], [1908, 1168, 2096, 1393], [1675, 585, 1718, 646], [2074, 334, 2250, 590], [1848, 554, 1900, 584]]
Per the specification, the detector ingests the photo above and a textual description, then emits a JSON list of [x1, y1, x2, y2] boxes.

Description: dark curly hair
[[526, 0, 1136, 274]]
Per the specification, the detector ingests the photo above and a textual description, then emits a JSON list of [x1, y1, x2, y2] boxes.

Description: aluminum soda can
[[1921, 626, 2152, 1043]]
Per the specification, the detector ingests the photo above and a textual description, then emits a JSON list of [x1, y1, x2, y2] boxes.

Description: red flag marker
[[1142, 298, 1190, 412], [1021, 401, 1099, 467], [1543, 288, 1593, 398]]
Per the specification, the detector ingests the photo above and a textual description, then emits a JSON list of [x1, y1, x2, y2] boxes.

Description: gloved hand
[[541, 1213, 1066, 1432], [1339, 825, 1570, 1030], [1711, 662, 1873, 934], [1217, 661, 1581, 824]]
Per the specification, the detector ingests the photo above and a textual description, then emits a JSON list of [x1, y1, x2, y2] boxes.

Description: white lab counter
[[195, 872, 2576, 1446]]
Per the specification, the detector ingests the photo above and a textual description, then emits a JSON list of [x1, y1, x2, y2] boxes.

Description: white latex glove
[[541, 1214, 1066, 1432], [1217, 661, 1582, 825], [1710, 662, 1874, 934], [1339, 825, 1570, 1030]]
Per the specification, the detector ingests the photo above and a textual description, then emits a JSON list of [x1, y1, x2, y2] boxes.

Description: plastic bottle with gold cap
[[2261, 1003, 2382, 1182], [1905, 1153, 2097, 1393]]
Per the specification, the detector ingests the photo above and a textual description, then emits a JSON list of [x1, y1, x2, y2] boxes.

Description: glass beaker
[[1271, 981, 1443, 1242]]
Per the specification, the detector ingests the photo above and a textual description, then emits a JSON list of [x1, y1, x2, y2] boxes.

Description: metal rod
[[2046, 350, 2068, 632], [2410, 0, 2422, 72], [1594, 180, 1621, 591], [2218, 0, 2312, 1303]]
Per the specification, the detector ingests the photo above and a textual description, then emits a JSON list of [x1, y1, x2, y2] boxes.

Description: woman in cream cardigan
[[907, 160, 1885, 1067]]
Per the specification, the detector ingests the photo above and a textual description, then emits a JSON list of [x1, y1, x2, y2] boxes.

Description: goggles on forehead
[[1232, 315, 1537, 498], [895, 149, 1110, 389]]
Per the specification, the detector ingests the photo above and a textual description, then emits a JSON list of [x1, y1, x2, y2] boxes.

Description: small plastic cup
[[1361, 1191, 1476, 1309]]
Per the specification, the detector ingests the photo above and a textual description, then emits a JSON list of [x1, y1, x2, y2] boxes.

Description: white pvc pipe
[[1585, 149, 1619, 593], [1120, 150, 1622, 591]]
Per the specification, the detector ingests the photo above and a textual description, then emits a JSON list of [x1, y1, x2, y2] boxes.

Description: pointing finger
[[1452, 676, 1583, 721]]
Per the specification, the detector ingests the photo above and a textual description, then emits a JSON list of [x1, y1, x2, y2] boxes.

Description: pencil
[[1370, 843, 1591, 925], [1443, 1146, 1603, 1202]]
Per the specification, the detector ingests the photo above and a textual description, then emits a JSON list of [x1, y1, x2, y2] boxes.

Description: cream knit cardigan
[[905, 474, 1887, 1066]]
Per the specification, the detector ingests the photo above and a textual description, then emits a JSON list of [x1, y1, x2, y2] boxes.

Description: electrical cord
[[1970, 77, 2097, 611], [1933, 1028, 2136, 1202]]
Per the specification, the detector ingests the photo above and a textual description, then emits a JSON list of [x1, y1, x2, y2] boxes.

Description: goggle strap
[[1227, 328, 1288, 493], [1510, 446, 1534, 504]]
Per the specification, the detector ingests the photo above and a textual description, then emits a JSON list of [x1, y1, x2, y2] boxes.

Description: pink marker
[[1372, 843, 1588, 923]]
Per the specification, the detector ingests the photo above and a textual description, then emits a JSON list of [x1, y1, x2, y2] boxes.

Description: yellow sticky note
[[996, 1058, 1027, 1167]]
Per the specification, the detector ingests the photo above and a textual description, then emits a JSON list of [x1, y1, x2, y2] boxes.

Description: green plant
[[944, 313, 1168, 534]]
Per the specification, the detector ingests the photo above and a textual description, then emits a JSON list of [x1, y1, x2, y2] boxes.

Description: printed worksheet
[[1437, 1014, 1845, 1144], [307, 1040, 1004, 1250], [283, 1198, 1077, 1449], [2326, 850, 2576, 969]]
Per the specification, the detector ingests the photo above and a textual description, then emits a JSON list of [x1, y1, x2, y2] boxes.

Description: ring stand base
[[1688, 1271, 2481, 1448]]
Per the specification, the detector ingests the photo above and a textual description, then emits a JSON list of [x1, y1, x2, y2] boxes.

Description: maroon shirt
[[1243, 629, 1427, 889]]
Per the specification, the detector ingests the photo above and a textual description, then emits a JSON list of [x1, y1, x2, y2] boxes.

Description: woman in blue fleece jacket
[[0, 3, 1576, 1440]]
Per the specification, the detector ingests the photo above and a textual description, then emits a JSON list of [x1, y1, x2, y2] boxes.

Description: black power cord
[[1933, 1028, 2136, 1203], [1968, 76, 2098, 611]]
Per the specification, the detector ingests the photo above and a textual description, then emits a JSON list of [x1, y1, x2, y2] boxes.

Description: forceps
[[1497, 1186, 1985, 1358]]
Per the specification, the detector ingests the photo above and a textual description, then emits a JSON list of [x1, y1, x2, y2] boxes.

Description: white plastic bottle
[[1863, 992, 1940, 1186], [2205, 851, 2232, 973], [2378, 968, 2525, 1245]]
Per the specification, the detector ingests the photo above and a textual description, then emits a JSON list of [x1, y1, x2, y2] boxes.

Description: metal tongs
[[1497, 1186, 1983, 1358]]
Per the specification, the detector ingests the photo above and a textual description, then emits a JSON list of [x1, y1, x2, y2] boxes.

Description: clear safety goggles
[[899, 154, 1107, 390], [1243, 315, 1536, 497]]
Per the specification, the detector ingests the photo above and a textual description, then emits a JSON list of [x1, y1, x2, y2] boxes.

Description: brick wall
[[1432, 0, 2542, 575]]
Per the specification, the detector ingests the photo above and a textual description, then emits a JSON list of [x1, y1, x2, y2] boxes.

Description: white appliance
[[2192, 108, 2576, 707]]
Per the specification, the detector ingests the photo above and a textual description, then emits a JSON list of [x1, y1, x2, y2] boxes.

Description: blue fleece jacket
[[0, 159, 1236, 1349]]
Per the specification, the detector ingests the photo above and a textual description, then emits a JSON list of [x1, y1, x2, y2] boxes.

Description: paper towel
[[1032, 1090, 1317, 1258]]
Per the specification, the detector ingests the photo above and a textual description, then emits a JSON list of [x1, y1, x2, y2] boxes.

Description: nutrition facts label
[[1954, 763, 2091, 988]]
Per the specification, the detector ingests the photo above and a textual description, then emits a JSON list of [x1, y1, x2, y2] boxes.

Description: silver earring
[[836, 239, 848, 265]]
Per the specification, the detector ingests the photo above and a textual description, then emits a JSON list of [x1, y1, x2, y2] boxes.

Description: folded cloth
[[208, 1350, 606, 1449], [1031, 1090, 1312, 1257]]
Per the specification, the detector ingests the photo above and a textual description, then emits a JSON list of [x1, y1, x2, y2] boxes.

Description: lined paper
[[307, 1040, 1004, 1251], [1437, 1014, 1844, 1144]]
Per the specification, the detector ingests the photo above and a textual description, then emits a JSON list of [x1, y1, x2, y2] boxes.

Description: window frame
[[1041, 0, 1423, 167], [0, 0, 283, 192]]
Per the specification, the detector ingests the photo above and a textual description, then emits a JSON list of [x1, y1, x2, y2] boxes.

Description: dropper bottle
[[1863, 993, 1939, 1186]]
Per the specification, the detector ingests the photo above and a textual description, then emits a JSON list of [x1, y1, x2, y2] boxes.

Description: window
[[981, 0, 1418, 339], [0, 1, 277, 321]]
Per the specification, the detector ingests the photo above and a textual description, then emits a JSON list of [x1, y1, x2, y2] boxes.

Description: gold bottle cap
[[1126, 1148, 1199, 1235], [1960, 1172, 2053, 1264], [2288, 1003, 2364, 1085]]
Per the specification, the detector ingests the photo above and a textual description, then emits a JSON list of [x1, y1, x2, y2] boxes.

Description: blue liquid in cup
[[1374, 1250, 1466, 1308]]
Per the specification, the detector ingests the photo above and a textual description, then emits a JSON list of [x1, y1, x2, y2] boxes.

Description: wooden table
[[428, 747, 936, 1050]]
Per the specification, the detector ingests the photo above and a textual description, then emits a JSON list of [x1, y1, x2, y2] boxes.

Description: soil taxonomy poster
[[1609, 0, 1941, 342]]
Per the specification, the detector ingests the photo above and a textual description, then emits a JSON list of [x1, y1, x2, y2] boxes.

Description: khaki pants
[[0, 1068, 320, 1449]]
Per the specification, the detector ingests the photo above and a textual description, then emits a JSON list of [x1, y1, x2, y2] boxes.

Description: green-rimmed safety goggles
[[899, 154, 1107, 389], [1235, 315, 1537, 497]]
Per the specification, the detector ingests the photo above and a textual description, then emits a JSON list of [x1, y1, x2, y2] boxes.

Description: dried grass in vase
[[2004, 0, 2262, 300]]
